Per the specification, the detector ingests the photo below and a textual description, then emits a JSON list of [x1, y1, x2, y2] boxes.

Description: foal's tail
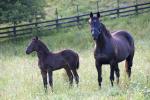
[[76, 54, 79, 70]]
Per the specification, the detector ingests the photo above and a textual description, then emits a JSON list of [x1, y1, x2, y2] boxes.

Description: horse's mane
[[101, 23, 112, 38], [38, 40, 49, 54]]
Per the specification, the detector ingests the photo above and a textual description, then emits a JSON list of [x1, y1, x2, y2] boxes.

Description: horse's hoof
[[99, 86, 102, 90], [98, 83, 102, 89], [76, 84, 79, 87]]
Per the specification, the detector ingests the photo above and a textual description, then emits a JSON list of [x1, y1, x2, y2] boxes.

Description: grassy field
[[0, 13, 150, 100]]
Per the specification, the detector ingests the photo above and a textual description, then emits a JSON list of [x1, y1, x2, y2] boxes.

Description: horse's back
[[111, 30, 134, 62], [111, 30, 134, 47]]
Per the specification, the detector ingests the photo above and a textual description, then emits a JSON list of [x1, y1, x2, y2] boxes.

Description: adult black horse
[[89, 12, 135, 87], [26, 36, 79, 92]]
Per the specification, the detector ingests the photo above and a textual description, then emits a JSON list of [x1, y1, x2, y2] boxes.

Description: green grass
[[0, 13, 150, 100]]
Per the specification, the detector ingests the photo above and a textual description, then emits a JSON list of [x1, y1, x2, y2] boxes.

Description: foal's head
[[26, 36, 40, 54], [89, 12, 103, 40], [26, 36, 49, 55]]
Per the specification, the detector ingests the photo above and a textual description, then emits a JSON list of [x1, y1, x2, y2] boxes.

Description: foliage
[[0, 0, 46, 24]]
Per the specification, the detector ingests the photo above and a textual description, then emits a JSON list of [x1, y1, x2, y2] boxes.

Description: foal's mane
[[37, 40, 49, 54]]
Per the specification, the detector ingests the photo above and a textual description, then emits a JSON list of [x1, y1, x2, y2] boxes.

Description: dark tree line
[[0, 0, 46, 24]]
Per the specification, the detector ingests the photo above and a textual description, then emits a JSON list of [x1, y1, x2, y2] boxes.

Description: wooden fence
[[0, 2, 150, 39]]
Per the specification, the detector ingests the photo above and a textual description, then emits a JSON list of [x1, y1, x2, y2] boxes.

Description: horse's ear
[[90, 12, 93, 18], [97, 12, 100, 18]]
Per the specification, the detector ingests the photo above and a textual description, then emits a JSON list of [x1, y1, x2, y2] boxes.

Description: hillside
[[0, 13, 150, 100], [45, 0, 149, 19]]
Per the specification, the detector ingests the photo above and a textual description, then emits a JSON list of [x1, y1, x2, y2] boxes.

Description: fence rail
[[0, 2, 150, 39]]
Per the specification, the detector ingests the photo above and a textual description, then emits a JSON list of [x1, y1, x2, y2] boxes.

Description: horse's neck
[[96, 33, 105, 48], [96, 28, 111, 48]]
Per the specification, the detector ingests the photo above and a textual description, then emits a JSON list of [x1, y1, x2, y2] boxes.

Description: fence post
[[76, 5, 80, 28], [117, 0, 120, 17], [96, 1, 99, 12], [55, 8, 59, 30], [13, 22, 16, 38], [13, 21, 17, 55], [135, 0, 138, 15], [35, 17, 39, 34]]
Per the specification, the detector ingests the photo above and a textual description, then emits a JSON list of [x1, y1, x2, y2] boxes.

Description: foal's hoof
[[69, 84, 73, 88], [111, 81, 114, 87], [117, 79, 119, 84], [44, 89, 48, 93]]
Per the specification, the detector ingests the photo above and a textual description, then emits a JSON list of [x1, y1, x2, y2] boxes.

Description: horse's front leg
[[41, 70, 48, 92], [96, 61, 102, 88], [110, 65, 115, 86], [48, 67, 53, 92]]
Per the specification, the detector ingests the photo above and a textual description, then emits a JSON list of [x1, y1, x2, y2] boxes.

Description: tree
[[0, 0, 46, 24]]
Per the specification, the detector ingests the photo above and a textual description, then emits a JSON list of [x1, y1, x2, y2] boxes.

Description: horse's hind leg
[[72, 70, 79, 86], [114, 64, 120, 84], [64, 67, 73, 86], [125, 54, 134, 78]]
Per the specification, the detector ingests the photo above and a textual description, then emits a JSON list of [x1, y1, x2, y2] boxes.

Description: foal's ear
[[90, 12, 93, 18], [33, 36, 38, 41], [35, 36, 38, 40], [97, 12, 100, 18]]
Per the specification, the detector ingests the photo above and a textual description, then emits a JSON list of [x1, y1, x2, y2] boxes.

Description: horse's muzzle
[[92, 32, 99, 40], [91, 29, 100, 40]]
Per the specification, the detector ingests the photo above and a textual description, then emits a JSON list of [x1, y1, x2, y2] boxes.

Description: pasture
[[0, 13, 150, 100]]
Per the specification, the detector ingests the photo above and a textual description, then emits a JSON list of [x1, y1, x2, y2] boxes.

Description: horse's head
[[26, 36, 39, 54], [89, 12, 102, 40]]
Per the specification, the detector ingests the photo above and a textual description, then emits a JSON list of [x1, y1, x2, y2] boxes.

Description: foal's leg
[[48, 67, 53, 92], [96, 61, 102, 88], [114, 64, 120, 84], [41, 70, 47, 92], [110, 65, 115, 86], [64, 67, 73, 86], [72, 70, 79, 86]]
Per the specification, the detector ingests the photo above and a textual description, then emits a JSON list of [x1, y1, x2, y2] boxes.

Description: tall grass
[[0, 13, 150, 100]]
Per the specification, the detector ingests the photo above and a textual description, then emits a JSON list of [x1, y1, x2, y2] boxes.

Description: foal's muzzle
[[26, 49, 32, 54]]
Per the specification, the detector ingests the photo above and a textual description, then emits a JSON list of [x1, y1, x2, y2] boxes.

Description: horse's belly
[[95, 54, 111, 64], [116, 45, 130, 62], [52, 66, 64, 71]]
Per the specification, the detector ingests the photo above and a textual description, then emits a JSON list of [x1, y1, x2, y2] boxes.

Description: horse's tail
[[76, 54, 79, 70]]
